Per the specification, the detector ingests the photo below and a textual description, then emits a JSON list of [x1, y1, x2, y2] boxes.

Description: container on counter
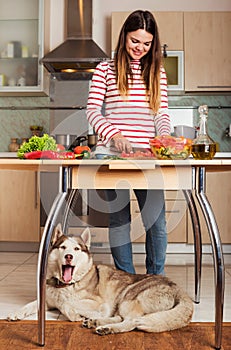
[[191, 105, 217, 160], [9, 138, 19, 152]]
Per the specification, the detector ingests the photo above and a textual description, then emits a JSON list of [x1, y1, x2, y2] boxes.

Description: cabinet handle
[[166, 210, 180, 213], [197, 86, 231, 88], [34, 171, 38, 209]]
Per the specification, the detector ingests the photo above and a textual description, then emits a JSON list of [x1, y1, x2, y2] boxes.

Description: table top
[[0, 158, 231, 169]]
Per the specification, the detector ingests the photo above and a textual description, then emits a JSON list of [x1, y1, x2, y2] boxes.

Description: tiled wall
[[0, 96, 50, 152], [0, 93, 230, 152], [169, 94, 231, 152]]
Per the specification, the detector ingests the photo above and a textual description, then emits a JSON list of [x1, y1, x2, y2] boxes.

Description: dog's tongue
[[63, 266, 72, 283]]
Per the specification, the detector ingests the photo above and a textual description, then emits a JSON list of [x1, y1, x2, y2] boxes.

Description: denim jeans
[[105, 189, 167, 275]]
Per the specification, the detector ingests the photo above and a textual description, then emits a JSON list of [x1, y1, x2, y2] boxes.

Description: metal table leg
[[183, 189, 202, 304], [37, 166, 69, 346], [62, 189, 80, 234], [194, 167, 225, 350]]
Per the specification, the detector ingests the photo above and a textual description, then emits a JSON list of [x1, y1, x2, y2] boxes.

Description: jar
[[9, 138, 19, 152]]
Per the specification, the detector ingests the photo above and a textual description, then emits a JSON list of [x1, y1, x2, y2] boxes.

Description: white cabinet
[[0, 0, 48, 95]]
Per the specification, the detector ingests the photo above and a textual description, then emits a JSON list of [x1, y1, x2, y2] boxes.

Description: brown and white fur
[[7, 224, 194, 335]]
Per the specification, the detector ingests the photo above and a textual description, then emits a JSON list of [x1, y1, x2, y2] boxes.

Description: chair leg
[[183, 189, 202, 304]]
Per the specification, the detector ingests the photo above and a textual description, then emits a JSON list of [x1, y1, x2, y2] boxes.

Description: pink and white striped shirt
[[87, 59, 171, 155]]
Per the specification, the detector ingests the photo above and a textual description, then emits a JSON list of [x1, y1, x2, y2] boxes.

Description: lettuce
[[17, 134, 57, 159]]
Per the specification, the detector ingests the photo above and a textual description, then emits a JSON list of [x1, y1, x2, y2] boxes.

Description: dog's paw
[[7, 313, 22, 321], [82, 318, 97, 329], [95, 326, 113, 336]]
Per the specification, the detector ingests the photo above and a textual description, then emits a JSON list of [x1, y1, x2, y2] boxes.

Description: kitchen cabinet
[[131, 190, 187, 243], [184, 12, 231, 92], [111, 12, 183, 53], [187, 172, 231, 244], [0, 170, 40, 242], [0, 0, 48, 95]]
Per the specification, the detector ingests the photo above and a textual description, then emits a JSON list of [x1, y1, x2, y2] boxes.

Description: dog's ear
[[51, 223, 63, 245], [81, 227, 91, 249]]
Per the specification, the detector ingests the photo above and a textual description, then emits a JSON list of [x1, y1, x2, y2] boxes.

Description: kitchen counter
[[0, 158, 230, 349]]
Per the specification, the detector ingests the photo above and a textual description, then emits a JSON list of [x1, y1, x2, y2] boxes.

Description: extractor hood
[[40, 0, 109, 79]]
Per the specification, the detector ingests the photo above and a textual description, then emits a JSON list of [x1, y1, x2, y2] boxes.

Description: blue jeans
[[105, 189, 167, 275]]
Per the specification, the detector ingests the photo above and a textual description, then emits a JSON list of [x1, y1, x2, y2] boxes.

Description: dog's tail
[[135, 288, 194, 333]]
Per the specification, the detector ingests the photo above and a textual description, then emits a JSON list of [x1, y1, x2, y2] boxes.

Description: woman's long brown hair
[[114, 10, 162, 113]]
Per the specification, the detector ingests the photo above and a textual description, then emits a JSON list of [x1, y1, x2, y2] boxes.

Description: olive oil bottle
[[191, 105, 217, 160]]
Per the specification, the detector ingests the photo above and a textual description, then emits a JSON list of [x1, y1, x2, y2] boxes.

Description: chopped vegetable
[[17, 134, 57, 159], [23, 150, 76, 160], [73, 145, 91, 154], [149, 135, 192, 160]]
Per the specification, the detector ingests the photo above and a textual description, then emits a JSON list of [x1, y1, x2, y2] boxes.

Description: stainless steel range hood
[[40, 0, 108, 80]]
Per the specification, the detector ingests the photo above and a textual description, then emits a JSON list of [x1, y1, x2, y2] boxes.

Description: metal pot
[[174, 125, 196, 139], [68, 136, 87, 151], [54, 134, 77, 148]]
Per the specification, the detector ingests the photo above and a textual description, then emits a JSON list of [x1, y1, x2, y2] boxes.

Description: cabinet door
[[131, 198, 187, 243], [188, 172, 231, 244], [0, 0, 47, 95], [0, 171, 40, 242], [111, 12, 183, 53], [184, 12, 231, 92]]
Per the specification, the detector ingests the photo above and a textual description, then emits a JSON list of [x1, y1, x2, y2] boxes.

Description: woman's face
[[125, 29, 153, 60]]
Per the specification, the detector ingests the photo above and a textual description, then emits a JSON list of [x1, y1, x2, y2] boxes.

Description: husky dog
[[8, 224, 193, 335]]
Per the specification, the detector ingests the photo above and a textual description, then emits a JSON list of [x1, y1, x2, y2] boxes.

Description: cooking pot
[[88, 134, 98, 148], [54, 134, 77, 148], [174, 125, 196, 139], [68, 136, 87, 151], [54, 135, 87, 149]]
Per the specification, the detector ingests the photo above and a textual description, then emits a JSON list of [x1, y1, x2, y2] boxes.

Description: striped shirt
[[86, 59, 171, 155]]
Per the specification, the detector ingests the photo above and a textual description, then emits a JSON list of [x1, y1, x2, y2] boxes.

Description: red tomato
[[56, 144, 66, 151]]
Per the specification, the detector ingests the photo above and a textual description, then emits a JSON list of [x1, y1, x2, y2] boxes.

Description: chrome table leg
[[37, 166, 69, 346], [62, 189, 80, 234], [194, 167, 225, 350], [183, 189, 202, 304]]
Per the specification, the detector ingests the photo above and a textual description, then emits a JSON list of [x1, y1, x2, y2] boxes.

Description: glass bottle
[[191, 105, 217, 160]]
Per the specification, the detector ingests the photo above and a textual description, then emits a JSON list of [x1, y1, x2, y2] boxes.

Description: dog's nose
[[65, 254, 73, 261]]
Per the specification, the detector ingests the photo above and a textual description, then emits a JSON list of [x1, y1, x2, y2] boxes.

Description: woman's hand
[[112, 133, 133, 153]]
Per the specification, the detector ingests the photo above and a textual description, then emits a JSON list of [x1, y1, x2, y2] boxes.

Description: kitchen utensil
[[87, 134, 98, 148], [54, 134, 78, 148], [174, 125, 196, 139], [68, 136, 87, 151]]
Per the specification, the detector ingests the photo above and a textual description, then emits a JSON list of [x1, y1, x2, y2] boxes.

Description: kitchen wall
[[0, 0, 230, 152]]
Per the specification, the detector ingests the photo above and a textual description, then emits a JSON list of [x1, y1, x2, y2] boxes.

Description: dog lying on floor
[[7, 224, 193, 335]]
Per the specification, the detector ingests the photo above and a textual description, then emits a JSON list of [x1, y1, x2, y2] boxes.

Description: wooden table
[[1, 158, 230, 350]]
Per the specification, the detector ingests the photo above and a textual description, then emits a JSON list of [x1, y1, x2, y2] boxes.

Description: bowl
[[149, 135, 192, 160], [174, 125, 196, 139]]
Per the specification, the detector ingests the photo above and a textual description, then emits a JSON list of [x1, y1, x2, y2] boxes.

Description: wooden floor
[[0, 321, 230, 350]]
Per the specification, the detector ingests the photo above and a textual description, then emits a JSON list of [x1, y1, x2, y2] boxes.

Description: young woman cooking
[[86, 10, 171, 275]]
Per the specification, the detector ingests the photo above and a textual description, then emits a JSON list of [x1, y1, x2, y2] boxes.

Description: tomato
[[56, 144, 66, 151], [73, 145, 91, 154]]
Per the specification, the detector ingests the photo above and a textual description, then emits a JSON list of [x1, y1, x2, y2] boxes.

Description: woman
[[86, 10, 171, 275]]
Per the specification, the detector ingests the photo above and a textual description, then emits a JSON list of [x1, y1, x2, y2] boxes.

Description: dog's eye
[[60, 246, 66, 250], [74, 247, 80, 251]]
